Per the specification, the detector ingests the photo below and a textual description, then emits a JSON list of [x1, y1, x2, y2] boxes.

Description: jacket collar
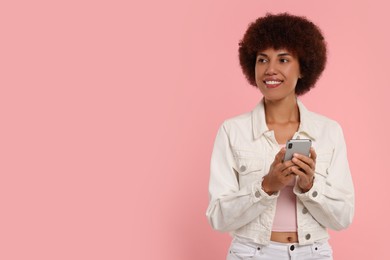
[[252, 98, 318, 141]]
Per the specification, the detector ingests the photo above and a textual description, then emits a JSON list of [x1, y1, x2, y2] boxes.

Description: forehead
[[257, 48, 297, 57]]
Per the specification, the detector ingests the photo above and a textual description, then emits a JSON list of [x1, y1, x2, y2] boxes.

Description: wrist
[[300, 176, 314, 193], [261, 177, 276, 195]]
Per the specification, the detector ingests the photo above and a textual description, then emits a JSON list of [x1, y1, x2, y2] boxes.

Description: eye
[[257, 58, 268, 63], [280, 58, 289, 63]]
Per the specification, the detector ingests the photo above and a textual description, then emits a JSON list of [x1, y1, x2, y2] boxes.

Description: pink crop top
[[272, 144, 298, 232]]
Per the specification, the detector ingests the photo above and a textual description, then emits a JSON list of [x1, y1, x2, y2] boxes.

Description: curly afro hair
[[238, 13, 327, 95]]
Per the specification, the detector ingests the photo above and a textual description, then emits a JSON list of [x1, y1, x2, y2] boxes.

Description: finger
[[292, 166, 315, 181], [291, 164, 313, 179], [291, 166, 305, 177], [282, 165, 296, 177], [291, 167, 313, 181], [293, 153, 315, 170], [279, 160, 296, 172], [293, 168, 314, 191], [272, 148, 286, 166], [292, 157, 312, 174], [310, 147, 317, 162]]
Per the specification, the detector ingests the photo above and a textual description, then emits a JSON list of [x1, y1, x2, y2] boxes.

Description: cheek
[[294, 63, 301, 78], [286, 68, 301, 81], [254, 67, 262, 83], [254, 64, 260, 75]]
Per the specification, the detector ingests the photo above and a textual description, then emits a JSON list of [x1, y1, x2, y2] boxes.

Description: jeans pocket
[[312, 242, 333, 258], [227, 241, 257, 260]]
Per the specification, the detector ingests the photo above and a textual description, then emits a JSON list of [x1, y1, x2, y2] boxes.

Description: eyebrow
[[257, 52, 292, 58]]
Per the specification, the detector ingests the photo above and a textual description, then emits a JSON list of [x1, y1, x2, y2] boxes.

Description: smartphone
[[283, 139, 312, 162]]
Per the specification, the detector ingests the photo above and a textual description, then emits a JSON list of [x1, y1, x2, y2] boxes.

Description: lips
[[263, 79, 283, 89]]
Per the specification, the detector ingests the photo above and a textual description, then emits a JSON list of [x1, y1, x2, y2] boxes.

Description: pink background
[[1, 0, 389, 259]]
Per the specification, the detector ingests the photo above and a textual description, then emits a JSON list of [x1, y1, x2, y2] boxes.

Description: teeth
[[265, 81, 281, 85]]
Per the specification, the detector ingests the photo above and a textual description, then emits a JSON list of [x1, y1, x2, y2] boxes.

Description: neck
[[264, 96, 299, 124]]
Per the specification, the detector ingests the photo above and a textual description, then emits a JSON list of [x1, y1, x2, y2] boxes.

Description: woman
[[206, 13, 354, 259]]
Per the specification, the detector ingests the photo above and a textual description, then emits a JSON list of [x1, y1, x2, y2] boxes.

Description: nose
[[265, 60, 277, 75]]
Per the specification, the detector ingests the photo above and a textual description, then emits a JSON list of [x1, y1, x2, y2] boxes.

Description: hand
[[262, 148, 296, 195], [291, 147, 317, 193]]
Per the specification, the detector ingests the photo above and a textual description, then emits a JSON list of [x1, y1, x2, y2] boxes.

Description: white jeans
[[227, 239, 333, 260]]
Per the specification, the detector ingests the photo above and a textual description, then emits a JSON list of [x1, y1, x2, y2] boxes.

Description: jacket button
[[255, 191, 261, 198], [305, 234, 311, 240], [312, 191, 318, 197], [239, 165, 247, 172], [302, 207, 308, 214]]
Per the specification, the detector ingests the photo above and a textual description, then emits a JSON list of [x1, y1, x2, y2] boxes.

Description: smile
[[264, 80, 283, 88]]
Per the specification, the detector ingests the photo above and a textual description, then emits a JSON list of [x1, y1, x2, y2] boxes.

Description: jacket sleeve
[[206, 123, 278, 232], [294, 123, 355, 230]]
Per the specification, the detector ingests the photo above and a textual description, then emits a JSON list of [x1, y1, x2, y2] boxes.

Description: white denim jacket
[[206, 99, 354, 245]]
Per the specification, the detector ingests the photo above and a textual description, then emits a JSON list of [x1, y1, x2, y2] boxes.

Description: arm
[[205, 123, 278, 232], [294, 124, 355, 230]]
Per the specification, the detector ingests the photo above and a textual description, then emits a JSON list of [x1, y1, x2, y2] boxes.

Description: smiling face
[[255, 48, 301, 101]]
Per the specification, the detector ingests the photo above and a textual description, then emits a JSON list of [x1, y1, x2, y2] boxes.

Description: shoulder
[[219, 110, 253, 132], [304, 109, 345, 140], [308, 110, 340, 127]]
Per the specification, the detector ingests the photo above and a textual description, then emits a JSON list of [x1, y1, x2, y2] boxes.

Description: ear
[[298, 69, 303, 79]]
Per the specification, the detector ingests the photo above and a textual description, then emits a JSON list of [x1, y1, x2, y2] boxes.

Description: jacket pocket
[[234, 156, 264, 189], [315, 150, 333, 178]]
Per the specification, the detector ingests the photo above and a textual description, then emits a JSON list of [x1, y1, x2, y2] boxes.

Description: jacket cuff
[[294, 176, 324, 202], [251, 181, 279, 204]]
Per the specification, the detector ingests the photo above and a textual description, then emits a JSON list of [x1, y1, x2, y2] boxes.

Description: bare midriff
[[271, 231, 299, 243]]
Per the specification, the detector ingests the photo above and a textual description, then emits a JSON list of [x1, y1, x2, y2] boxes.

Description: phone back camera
[[288, 143, 293, 149]]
